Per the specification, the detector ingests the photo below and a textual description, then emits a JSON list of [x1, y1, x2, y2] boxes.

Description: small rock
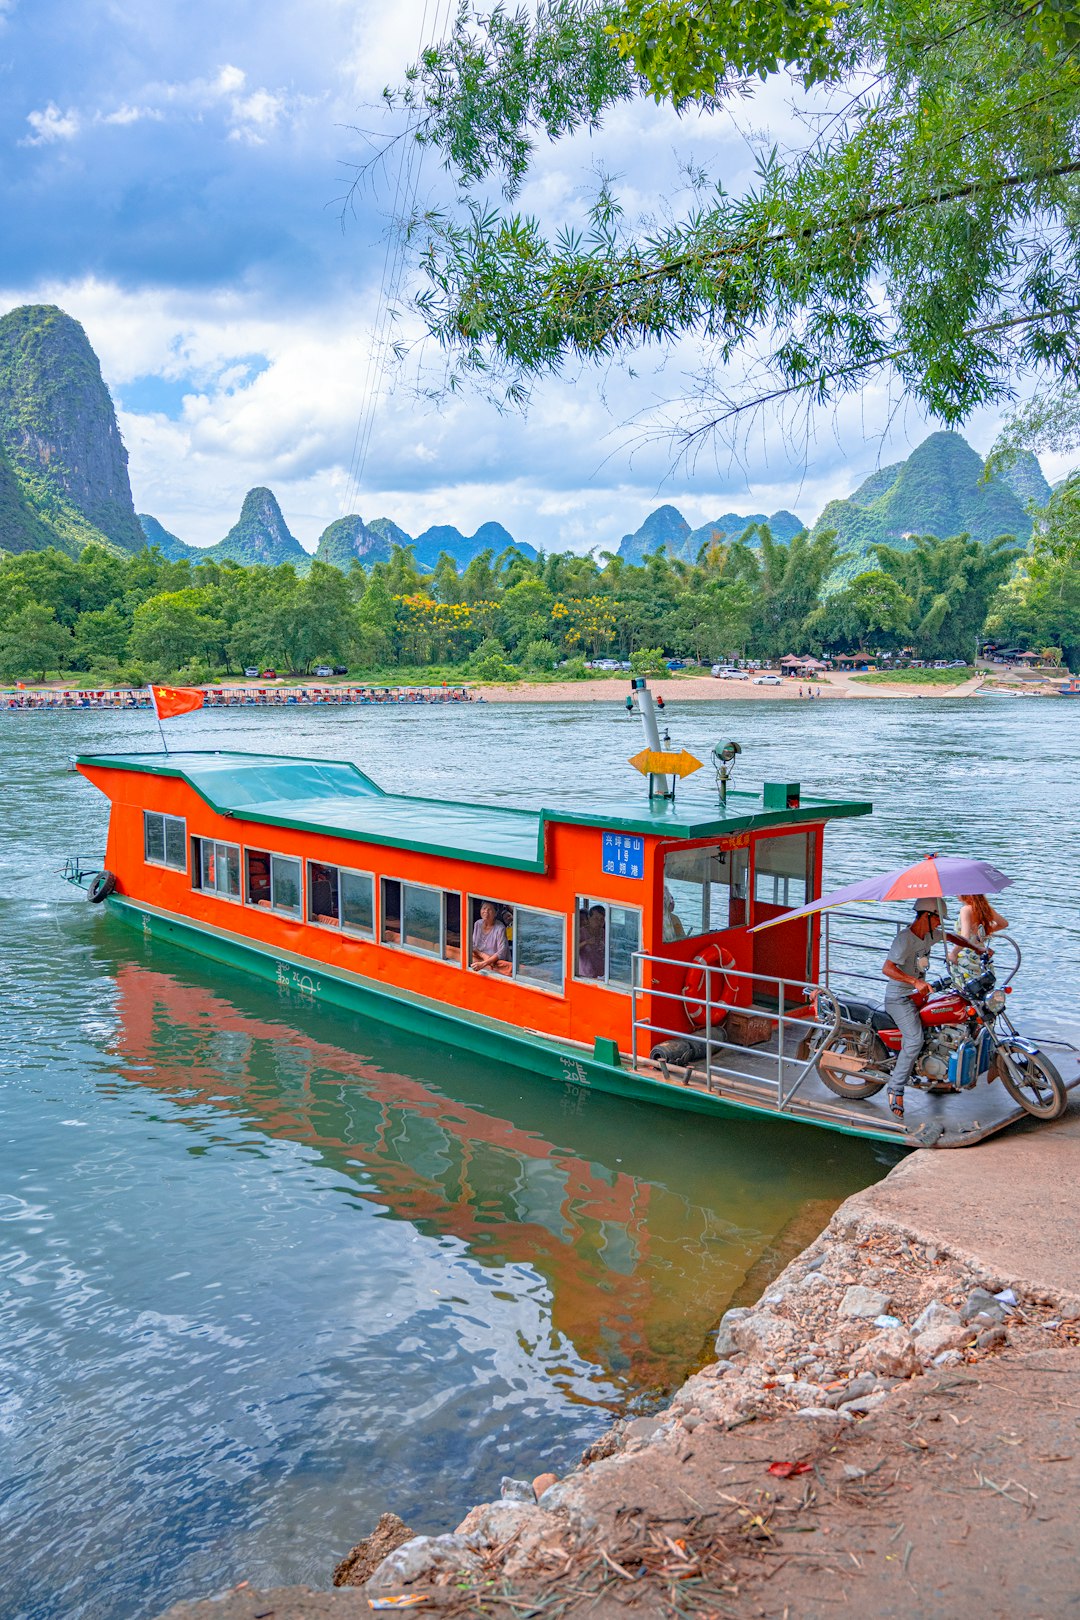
[[800, 1271, 828, 1291], [852, 1327, 919, 1379], [843, 1463, 868, 1479], [933, 1350, 963, 1366], [914, 1322, 972, 1361], [912, 1300, 962, 1335], [794, 1406, 854, 1423], [874, 1314, 902, 1329], [787, 1380, 828, 1406], [839, 1390, 888, 1417], [501, 1477, 535, 1503], [715, 1359, 735, 1373], [961, 1289, 1007, 1325], [839, 1285, 892, 1320], [715, 1307, 752, 1356], [792, 1353, 816, 1371], [926, 1246, 939, 1263], [622, 1415, 666, 1446], [804, 1253, 826, 1273], [532, 1471, 559, 1498], [731, 1311, 799, 1359], [976, 1324, 1008, 1351], [334, 1512, 415, 1588]]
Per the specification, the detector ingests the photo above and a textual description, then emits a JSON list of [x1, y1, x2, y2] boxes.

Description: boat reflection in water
[[109, 953, 892, 1400]]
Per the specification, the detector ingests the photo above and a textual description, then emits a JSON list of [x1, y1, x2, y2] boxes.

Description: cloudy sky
[[0, 0, 1062, 552]]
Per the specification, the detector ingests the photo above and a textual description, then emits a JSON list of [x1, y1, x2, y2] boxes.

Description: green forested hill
[[812, 432, 1039, 571], [203, 487, 309, 567], [0, 305, 144, 557], [137, 513, 194, 560]]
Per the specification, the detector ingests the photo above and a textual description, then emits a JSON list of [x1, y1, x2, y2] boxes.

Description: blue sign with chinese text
[[602, 832, 644, 880]]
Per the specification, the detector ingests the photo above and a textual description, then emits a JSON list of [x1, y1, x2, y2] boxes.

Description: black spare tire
[[87, 869, 117, 903]]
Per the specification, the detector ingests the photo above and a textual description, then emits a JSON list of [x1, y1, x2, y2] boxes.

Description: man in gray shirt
[[881, 898, 947, 1118]]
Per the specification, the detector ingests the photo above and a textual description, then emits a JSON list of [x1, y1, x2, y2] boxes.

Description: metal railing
[[822, 909, 1022, 996], [629, 951, 839, 1111]]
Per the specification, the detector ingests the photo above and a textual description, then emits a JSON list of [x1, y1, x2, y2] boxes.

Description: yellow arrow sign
[[629, 747, 704, 779]]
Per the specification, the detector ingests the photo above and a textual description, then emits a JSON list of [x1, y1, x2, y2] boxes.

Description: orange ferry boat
[[70, 681, 1073, 1146]]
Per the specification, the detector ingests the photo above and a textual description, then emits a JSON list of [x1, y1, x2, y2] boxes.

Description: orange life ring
[[683, 944, 735, 1026]]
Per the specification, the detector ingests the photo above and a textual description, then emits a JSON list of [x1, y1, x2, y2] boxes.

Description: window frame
[[191, 835, 242, 901], [243, 847, 303, 917], [143, 810, 188, 872], [571, 896, 642, 994], [662, 840, 750, 940], [380, 875, 463, 966], [468, 895, 567, 996], [305, 859, 377, 938]]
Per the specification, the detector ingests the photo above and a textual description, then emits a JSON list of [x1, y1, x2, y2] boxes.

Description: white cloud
[[23, 102, 80, 144]]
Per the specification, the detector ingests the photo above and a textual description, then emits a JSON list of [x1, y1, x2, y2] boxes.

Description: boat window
[[144, 811, 187, 871], [308, 862, 339, 924], [574, 898, 641, 989], [381, 878, 461, 962], [468, 897, 564, 991], [663, 844, 750, 939], [514, 907, 565, 991], [340, 869, 374, 936], [753, 832, 813, 909], [244, 848, 301, 915], [192, 837, 241, 899], [270, 856, 302, 917]]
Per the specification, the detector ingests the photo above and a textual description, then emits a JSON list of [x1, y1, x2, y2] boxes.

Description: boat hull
[[100, 893, 901, 1145]]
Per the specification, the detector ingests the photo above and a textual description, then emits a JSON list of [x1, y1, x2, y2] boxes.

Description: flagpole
[[150, 687, 169, 754]]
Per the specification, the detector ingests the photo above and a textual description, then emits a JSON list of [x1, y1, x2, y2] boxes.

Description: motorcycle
[[805, 933, 1067, 1120]]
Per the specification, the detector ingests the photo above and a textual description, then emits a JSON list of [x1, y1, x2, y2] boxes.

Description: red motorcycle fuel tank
[[876, 990, 968, 1052]]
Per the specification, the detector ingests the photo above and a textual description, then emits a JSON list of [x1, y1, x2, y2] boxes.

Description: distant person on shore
[[472, 901, 511, 973], [949, 893, 1009, 982]]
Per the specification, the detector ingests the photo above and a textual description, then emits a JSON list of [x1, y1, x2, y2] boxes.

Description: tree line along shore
[[1, 511, 1076, 689]]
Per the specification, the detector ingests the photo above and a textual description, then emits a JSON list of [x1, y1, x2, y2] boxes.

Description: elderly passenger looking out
[[472, 901, 511, 973]]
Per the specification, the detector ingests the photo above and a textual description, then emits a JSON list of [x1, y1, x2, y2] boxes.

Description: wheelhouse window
[[381, 878, 462, 962], [144, 811, 187, 871], [574, 898, 641, 990], [469, 898, 565, 993], [753, 832, 813, 910], [307, 861, 375, 938], [192, 837, 241, 899], [663, 844, 749, 940], [245, 848, 301, 916]]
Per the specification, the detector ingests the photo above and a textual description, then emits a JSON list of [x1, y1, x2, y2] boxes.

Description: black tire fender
[[87, 869, 117, 904]]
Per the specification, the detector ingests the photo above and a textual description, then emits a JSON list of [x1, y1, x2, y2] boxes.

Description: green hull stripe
[[105, 895, 897, 1144]]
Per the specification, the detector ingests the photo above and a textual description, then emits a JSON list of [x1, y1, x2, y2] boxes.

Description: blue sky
[[0, 0, 1057, 551]]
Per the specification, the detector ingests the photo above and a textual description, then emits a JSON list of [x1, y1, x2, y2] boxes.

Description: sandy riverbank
[[157, 1096, 1080, 1620], [482, 672, 990, 702]]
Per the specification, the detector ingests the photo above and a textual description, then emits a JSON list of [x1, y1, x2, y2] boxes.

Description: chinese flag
[[151, 685, 205, 720]]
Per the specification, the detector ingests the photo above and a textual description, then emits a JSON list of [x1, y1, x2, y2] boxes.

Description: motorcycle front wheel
[[816, 1034, 888, 1100], [996, 1043, 1068, 1120]]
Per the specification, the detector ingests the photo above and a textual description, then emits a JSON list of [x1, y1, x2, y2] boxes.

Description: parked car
[[244, 667, 259, 678], [314, 665, 334, 677], [712, 666, 749, 679], [666, 659, 686, 670], [261, 670, 278, 679], [752, 673, 783, 685]]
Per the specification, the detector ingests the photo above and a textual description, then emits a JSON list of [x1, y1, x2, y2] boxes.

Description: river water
[[1, 695, 1076, 1620]]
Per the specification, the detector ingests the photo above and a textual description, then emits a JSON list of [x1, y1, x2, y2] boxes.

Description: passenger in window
[[472, 901, 511, 973], [248, 854, 271, 905], [662, 885, 686, 942], [577, 905, 606, 978]]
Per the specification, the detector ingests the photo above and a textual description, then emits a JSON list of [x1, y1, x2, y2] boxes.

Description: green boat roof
[[77, 749, 872, 872]]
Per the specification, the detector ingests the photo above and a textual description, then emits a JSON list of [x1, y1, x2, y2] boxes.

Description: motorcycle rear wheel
[[816, 1034, 888, 1100], [996, 1044, 1068, 1120]]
